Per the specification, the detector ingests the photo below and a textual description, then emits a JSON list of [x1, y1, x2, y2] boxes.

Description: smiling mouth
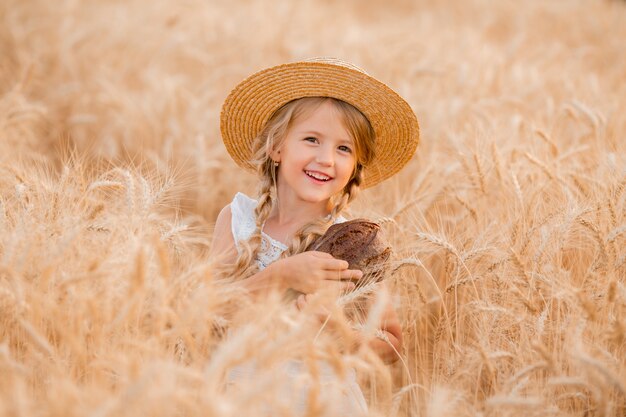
[[305, 170, 333, 182]]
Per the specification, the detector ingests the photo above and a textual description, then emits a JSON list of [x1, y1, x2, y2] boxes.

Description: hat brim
[[220, 61, 420, 188]]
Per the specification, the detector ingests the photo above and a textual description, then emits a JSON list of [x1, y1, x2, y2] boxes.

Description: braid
[[224, 102, 294, 280], [228, 160, 276, 280], [330, 165, 363, 219]]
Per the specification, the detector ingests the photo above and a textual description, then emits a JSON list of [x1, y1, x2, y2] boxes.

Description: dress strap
[[230, 192, 258, 252]]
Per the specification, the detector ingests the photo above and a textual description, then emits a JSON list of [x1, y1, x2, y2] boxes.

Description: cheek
[[343, 158, 357, 177], [281, 154, 308, 178], [336, 161, 356, 189]]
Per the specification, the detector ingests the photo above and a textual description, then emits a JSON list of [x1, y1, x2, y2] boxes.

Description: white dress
[[226, 192, 368, 415]]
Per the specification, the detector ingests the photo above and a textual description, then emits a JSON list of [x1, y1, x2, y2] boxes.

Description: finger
[[296, 294, 306, 310], [319, 304, 330, 316], [321, 258, 350, 274], [340, 269, 363, 281], [321, 279, 350, 288], [320, 280, 353, 296], [309, 251, 334, 259]]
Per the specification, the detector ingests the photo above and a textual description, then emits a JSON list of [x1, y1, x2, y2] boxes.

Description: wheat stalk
[[87, 180, 124, 192], [0, 343, 29, 375], [486, 395, 544, 408], [460, 153, 479, 192], [578, 218, 609, 267], [547, 376, 590, 388], [415, 232, 459, 257], [454, 195, 478, 222], [114, 169, 135, 213], [336, 281, 380, 305], [473, 152, 487, 195], [161, 223, 189, 240], [576, 353, 626, 398], [556, 145, 592, 164], [0, 196, 6, 229], [18, 318, 56, 358], [569, 100, 601, 132], [506, 362, 549, 388], [461, 246, 496, 263], [391, 195, 424, 219], [491, 142, 503, 182], [375, 216, 397, 226], [509, 249, 531, 282], [488, 351, 515, 360], [534, 128, 558, 156], [615, 177, 626, 212], [510, 171, 524, 210], [606, 224, 626, 243]]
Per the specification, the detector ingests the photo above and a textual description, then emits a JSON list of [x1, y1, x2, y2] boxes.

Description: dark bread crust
[[307, 219, 391, 283]]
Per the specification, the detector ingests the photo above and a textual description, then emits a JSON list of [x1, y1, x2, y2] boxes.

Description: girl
[[211, 57, 420, 413]]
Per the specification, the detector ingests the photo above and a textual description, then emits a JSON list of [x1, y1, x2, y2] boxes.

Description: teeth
[[306, 171, 330, 181]]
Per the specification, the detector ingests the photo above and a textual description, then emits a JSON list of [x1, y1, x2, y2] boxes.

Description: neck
[[268, 182, 334, 228]]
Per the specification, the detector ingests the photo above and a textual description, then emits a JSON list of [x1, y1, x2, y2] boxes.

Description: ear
[[269, 148, 281, 163]]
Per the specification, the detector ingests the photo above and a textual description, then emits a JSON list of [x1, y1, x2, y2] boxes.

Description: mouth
[[305, 170, 333, 182]]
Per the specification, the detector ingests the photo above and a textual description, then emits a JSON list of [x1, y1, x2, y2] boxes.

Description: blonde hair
[[230, 97, 375, 279]]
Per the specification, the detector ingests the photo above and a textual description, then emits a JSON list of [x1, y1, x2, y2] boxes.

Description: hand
[[271, 251, 362, 294], [295, 289, 365, 354], [294, 292, 340, 324]]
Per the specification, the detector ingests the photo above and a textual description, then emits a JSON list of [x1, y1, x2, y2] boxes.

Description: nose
[[316, 144, 334, 166]]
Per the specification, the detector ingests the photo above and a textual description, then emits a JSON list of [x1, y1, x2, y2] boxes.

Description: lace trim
[[257, 232, 286, 270]]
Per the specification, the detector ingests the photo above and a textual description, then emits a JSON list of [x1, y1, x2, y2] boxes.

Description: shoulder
[[212, 203, 234, 245], [210, 203, 237, 263], [215, 203, 233, 230], [230, 192, 259, 242], [230, 192, 258, 218], [232, 192, 257, 207]]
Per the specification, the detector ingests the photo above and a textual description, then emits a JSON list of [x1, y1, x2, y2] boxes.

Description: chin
[[298, 194, 331, 204], [293, 189, 333, 203]]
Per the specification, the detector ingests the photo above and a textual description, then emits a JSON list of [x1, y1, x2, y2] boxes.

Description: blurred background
[[4, 0, 624, 221]]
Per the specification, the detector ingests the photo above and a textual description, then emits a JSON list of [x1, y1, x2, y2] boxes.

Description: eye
[[338, 145, 352, 153], [304, 136, 318, 143]]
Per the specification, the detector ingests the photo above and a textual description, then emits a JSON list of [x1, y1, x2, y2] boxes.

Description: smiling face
[[272, 100, 357, 208]]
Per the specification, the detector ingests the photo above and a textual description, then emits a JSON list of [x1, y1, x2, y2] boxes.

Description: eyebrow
[[303, 130, 354, 145]]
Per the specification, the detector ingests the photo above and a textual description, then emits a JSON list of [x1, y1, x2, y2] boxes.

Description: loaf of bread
[[308, 219, 391, 284]]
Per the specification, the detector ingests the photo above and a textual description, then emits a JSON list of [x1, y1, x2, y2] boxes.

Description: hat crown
[[302, 57, 370, 75]]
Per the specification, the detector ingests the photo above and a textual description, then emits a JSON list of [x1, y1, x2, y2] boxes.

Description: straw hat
[[220, 57, 420, 188]]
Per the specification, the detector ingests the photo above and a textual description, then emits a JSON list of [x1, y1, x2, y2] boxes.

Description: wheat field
[[1, 0, 625, 415]]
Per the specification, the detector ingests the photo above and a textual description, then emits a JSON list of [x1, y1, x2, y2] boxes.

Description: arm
[[210, 204, 237, 264], [210, 204, 285, 296], [210, 205, 359, 297]]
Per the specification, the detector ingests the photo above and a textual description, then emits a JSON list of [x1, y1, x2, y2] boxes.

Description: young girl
[[211, 57, 419, 413]]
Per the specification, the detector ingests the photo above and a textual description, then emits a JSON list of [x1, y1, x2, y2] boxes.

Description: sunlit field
[[1, 0, 625, 415]]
